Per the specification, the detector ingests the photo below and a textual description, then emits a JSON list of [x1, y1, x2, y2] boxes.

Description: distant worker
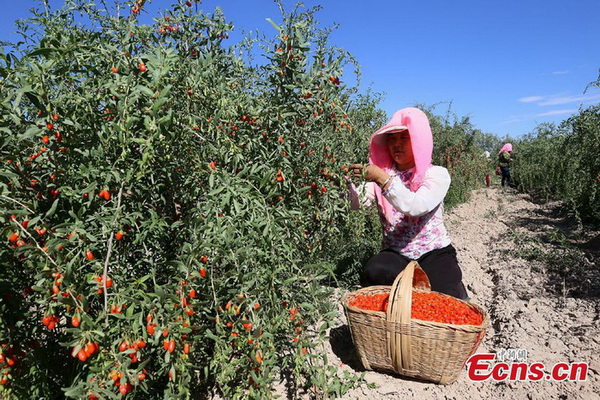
[[483, 150, 491, 187], [497, 143, 513, 187]]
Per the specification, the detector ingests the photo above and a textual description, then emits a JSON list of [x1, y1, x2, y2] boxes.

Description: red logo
[[466, 352, 588, 382]]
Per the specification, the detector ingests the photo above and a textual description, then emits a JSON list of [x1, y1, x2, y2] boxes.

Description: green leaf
[[23, 125, 42, 139], [136, 85, 155, 97], [62, 386, 81, 397], [45, 198, 59, 218], [152, 97, 168, 114], [205, 330, 220, 341], [265, 18, 281, 32], [208, 186, 225, 196], [157, 109, 172, 125], [24, 92, 44, 111], [0, 170, 19, 180], [26, 48, 58, 58]]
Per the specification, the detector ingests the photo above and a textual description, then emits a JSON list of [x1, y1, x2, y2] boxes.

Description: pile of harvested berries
[[348, 291, 483, 326], [348, 293, 390, 313]]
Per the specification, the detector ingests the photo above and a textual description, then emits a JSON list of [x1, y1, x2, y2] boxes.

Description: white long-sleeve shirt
[[349, 166, 452, 259]]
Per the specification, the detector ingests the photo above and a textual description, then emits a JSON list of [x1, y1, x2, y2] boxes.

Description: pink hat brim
[[371, 125, 409, 147]]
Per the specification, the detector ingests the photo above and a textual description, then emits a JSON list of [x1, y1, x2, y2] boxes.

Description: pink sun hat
[[370, 124, 409, 147], [368, 107, 434, 222], [498, 143, 513, 154], [369, 107, 434, 191]]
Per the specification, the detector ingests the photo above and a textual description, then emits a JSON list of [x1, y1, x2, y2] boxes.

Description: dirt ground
[[327, 187, 600, 400]]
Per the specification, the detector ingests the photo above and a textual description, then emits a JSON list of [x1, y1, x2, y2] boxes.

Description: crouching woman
[[348, 107, 469, 300]]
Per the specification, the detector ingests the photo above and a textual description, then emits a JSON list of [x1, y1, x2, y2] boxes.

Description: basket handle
[[385, 260, 431, 373]]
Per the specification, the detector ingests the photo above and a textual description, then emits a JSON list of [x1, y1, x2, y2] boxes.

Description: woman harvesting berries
[[497, 142, 514, 187], [348, 107, 469, 299]]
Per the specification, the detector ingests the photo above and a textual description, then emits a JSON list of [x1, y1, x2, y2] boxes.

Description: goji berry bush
[[0, 1, 495, 398], [0, 1, 387, 398], [424, 105, 496, 208], [511, 103, 600, 223]]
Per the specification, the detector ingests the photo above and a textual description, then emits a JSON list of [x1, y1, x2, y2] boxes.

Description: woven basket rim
[[342, 287, 490, 330]]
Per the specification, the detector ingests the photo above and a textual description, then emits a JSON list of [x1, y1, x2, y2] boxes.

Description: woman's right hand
[[349, 164, 367, 181], [349, 164, 390, 188]]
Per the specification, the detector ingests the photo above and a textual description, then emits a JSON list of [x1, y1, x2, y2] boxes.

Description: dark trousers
[[500, 167, 511, 187], [361, 244, 469, 299]]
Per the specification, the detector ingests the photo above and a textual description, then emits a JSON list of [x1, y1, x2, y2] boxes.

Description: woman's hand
[[349, 164, 390, 188]]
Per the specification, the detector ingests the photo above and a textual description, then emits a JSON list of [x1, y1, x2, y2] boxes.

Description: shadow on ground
[[503, 194, 600, 299], [329, 325, 364, 371]]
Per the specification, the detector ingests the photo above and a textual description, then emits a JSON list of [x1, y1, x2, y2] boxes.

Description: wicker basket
[[342, 261, 489, 384]]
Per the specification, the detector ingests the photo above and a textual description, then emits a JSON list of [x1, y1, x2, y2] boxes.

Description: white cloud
[[504, 108, 577, 124], [517, 92, 600, 106], [510, 90, 600, 127], [538, 93, 600, 106], [502, 115, 528, 124], [536, 109, 577, 117], [518, 96, 545, 103]]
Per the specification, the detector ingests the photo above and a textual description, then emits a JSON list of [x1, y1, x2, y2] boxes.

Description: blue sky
[[1, 0, 599, 138]]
